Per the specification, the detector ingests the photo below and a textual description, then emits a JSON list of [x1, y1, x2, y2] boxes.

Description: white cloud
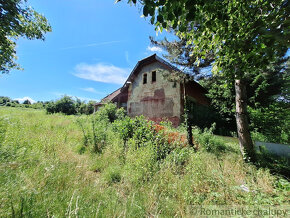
[[147, 46, 163, 53], [14, 97, 36, 104], [81, 87, 103, 94], [73, 63, 129, 85]]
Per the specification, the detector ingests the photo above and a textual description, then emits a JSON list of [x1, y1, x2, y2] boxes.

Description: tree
[[150, 36, 289, 138], [23, 99, 31, 105], [0, 96, 11, 105], [55, 96, 77, 115], [119, 0, 289, 161], [150, 36, 288, 111], [150, 36, 214, 80], [0, 0, 51, 73]]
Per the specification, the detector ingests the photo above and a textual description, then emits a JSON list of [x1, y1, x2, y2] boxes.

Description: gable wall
[[127, 61, 181, 126]]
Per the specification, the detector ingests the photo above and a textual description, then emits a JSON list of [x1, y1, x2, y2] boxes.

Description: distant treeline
[[0, 96, 96, 115]]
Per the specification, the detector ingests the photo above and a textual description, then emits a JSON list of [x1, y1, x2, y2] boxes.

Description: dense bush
[[95, 103, 126, 122], [77, 103, 126, 153], [192, 124, 229, 154], [249, 103, 289, 144], [46, 96, 96, 115], [190, 103, 236, 136], [46, 96, 77, 115]]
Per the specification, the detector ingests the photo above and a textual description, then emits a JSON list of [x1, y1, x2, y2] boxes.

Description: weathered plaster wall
[[127, 62, 181, 126]]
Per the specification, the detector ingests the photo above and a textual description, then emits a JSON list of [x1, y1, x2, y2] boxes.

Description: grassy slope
[[0, 107, 289, 217]]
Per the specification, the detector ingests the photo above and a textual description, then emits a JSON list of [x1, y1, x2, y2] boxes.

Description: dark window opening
[[143, 73, 147, 84], [152, 71, 156, 82]]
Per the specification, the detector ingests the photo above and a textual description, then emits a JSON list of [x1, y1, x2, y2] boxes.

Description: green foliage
[[159, 119, 174, 130], [193, 124, 229, 154], [165, 147, 192, 167], [45, 101, 57, 114], [23, 99, 31, 105], [45, 96, 96, 115], [78, 100, 96, 115], [54, 96, 77, 115], [131, 116, 154, 147], [0, 96, 12, 105], [0, 0, 51, 73], [113, 115, 154, 147], [113, 115, 174, 161], [125, 0, 288, 78], [76, 116, 108, 153], [113, 116, 134, 142], [189, 101, 235, 136], [76, 104, 126, 153], [0, 96, 49, 109], [96, 103, 126, 123], [249, 103, 290, 144]]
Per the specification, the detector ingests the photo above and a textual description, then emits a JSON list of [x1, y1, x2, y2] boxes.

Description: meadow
[[0, 107, 289, 217]]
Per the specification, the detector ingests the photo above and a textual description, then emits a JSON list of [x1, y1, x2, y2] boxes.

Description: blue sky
[[0, 0, 172, 103]]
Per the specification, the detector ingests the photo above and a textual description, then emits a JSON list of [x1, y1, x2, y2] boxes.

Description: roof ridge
[[100, 87, 121, 102]]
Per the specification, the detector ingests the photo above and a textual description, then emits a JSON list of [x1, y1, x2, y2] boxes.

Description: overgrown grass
[[0, 107, 289, 217]]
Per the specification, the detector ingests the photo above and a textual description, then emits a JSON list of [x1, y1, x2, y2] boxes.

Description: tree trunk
[[183, 80, 194, 147], [235, 79, 256, 162]]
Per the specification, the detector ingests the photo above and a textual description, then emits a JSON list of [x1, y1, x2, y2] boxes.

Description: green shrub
[[46, 102, 57, 114], [159, 119, 174, 130], [113, 115, 153, 147], [76, 115, 108, 153], [152, 131, 175, 161], [55, 96, 77, 115], [113, 116, 134, 143], [166, 147, 192, 166], [96, 103, 125, 123], [91, 118, 108, 153], [113, 115, 175, 161], [193, 124, 227, 154], [131, 116, 154, 147], [249, 104, 290, 144], [46, 96, 96, 115]]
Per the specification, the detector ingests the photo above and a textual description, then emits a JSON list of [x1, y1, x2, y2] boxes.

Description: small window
[[143, 73, 147, 84], [152, 71, 156, 83]]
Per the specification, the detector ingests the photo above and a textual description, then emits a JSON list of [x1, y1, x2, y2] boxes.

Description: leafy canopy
[[121, 0, 289, 79], [0, 0, 51, 73]]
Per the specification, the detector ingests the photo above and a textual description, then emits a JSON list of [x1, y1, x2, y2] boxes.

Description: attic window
[[143, 73, 147, 84], [152, 71, 156, 83]]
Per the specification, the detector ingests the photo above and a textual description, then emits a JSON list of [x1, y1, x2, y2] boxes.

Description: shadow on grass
[[254, 151, 290, 180]]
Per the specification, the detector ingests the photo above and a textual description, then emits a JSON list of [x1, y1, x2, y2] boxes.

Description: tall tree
[[0, 0, 51, 74], [119, 0, 289, 161], [150, 36, 288, 111]]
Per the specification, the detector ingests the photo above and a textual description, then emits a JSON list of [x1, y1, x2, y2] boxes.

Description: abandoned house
[[94, 54, 209, 127]]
